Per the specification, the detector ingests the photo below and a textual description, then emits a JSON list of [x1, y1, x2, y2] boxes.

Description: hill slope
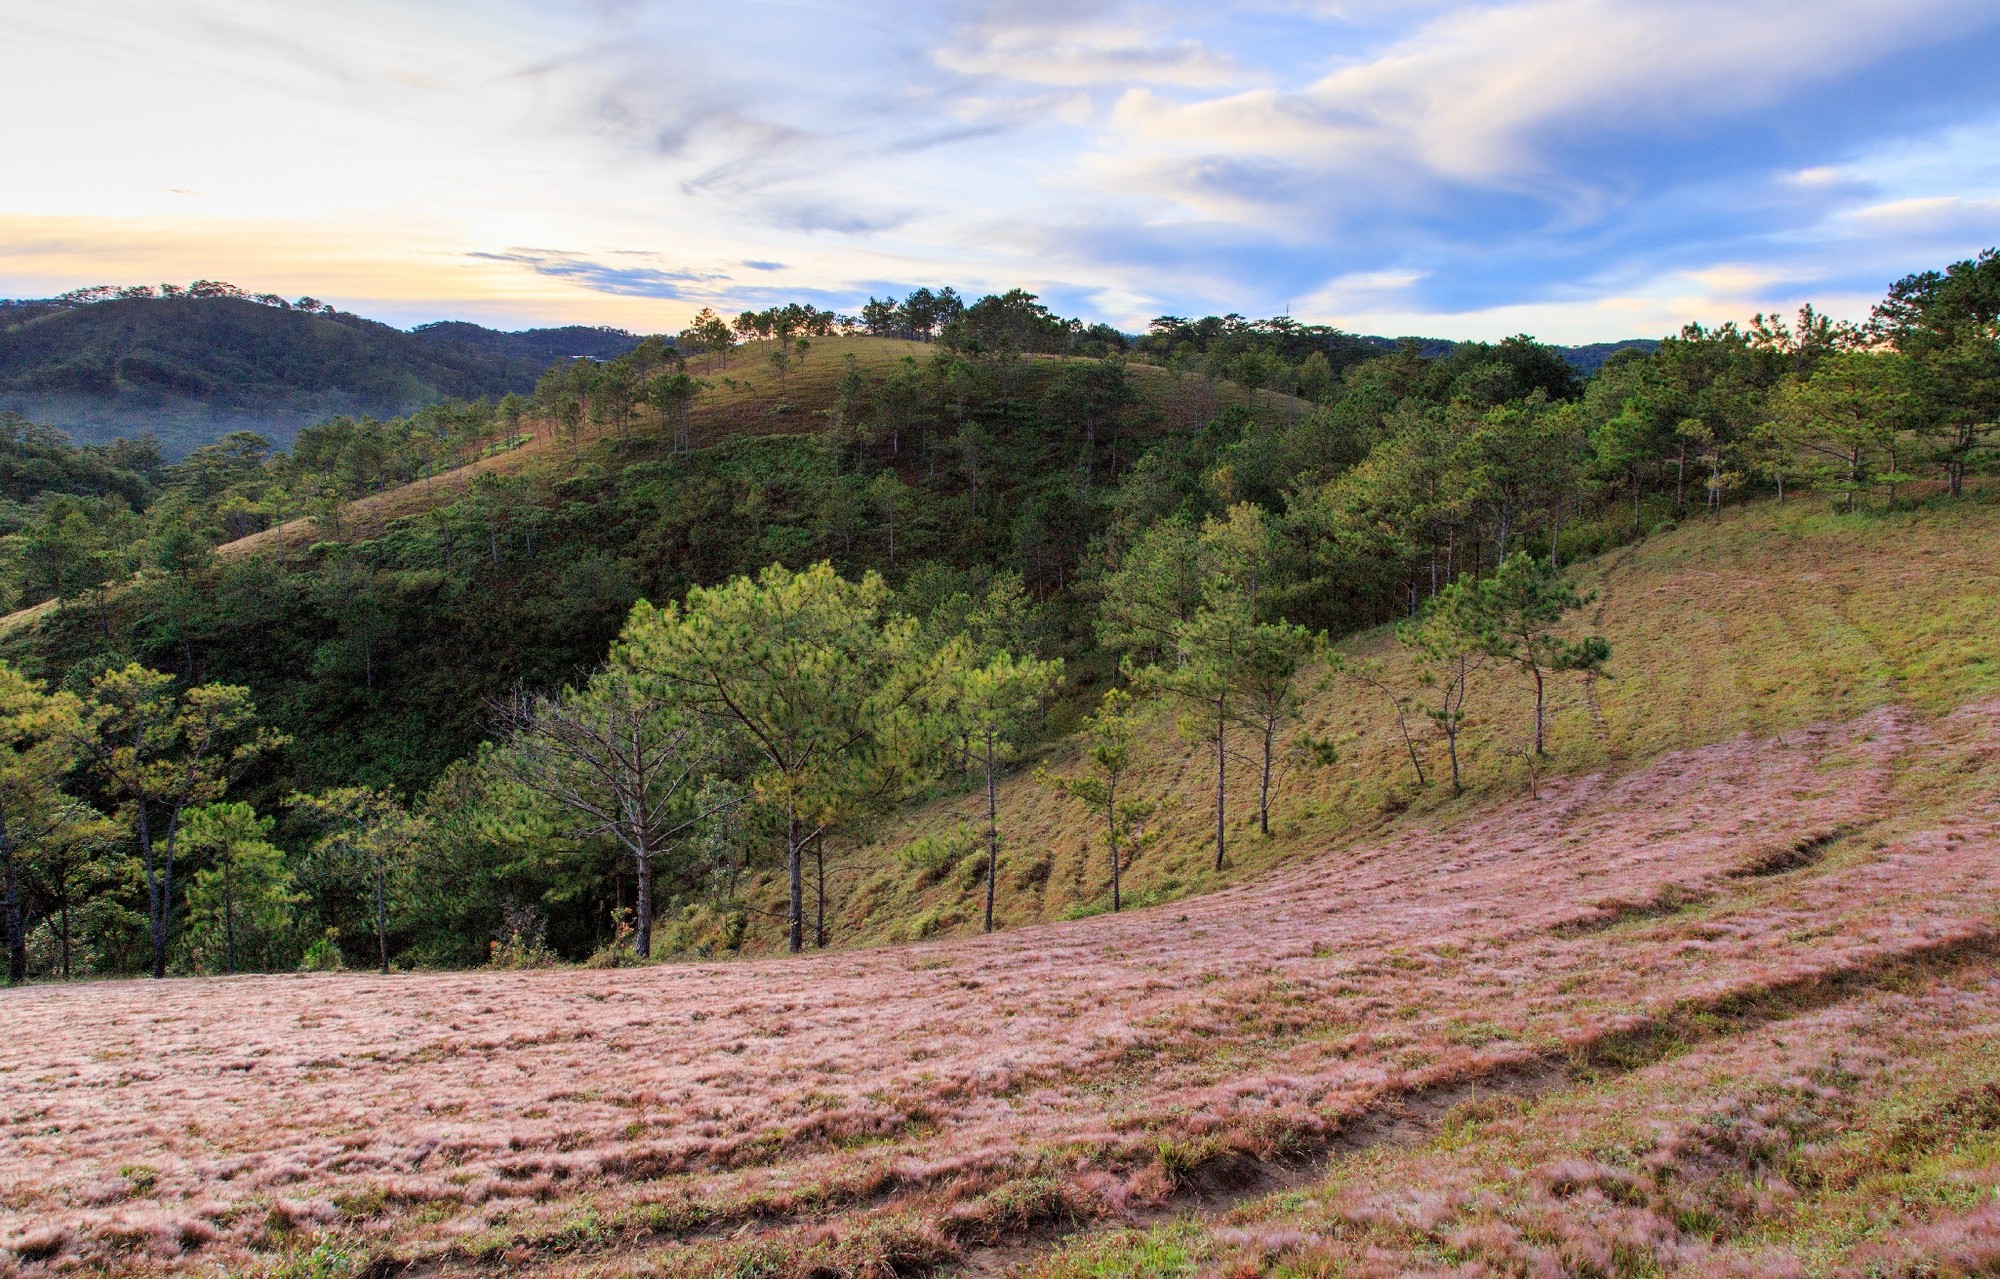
[[0, 295, 642, 453], [4, 461, 1998, 1277], [730, 496, 2000, 951], [5, 679, 1996, 1276]]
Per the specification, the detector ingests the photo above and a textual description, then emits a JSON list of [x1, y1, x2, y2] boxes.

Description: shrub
[[897, 823, 981, 884], [298, 928, 346, 973]]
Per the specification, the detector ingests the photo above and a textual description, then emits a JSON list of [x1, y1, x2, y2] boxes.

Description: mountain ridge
[[0, 293, 646, 454]]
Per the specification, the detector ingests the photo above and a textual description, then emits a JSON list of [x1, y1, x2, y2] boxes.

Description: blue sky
[[2, 0, 1998, 341]]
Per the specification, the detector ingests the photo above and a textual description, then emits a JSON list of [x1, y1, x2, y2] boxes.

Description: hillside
[[211, 336, 1288, 556], [725, 495, 2000, 951], [0, 293, 643, 454], [2, 263, 1998, 1274], [0, 335, 1300, 822], [1, 253, 1989, 976], [4, 563, 1997, 1274]]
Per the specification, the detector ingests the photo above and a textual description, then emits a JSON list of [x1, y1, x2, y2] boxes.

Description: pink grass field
[[5, 698, 2000, 1277]]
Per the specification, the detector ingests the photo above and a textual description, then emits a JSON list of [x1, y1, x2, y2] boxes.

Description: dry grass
[[1032, 945, 2000, 1278], [788, 496, 2000, 949], [5, 685, 1999, 1275]]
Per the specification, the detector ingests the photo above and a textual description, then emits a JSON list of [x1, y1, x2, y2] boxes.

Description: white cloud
[[1844, 195, 2000, 234], [935, 5, 1246, 89], [1094, 0, 2000, 217]]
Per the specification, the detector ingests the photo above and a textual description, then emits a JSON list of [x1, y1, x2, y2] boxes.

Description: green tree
[[1096, 518, 1215, 664], [1397, 584, 1490, 795], [1767, 352, 1916, 511], [20, 800, 122, 979], [488, 671, 724, 960], [616, 563, 953, 952], [1470, 553, 1610, 756], [868, 471, 912, 565], [75, 666, 282, 979], [1143, 601, 1264, 873], [1227, 612, 1326, 836], [1035, 688, 1152, 912], [180, 802, 298, 974], [947, 650, 1062, 932], [292, 787, 430, 975], [647, 370, 706, 454], [1909, 330, 2000, 497], [0, 664, 83, 983]]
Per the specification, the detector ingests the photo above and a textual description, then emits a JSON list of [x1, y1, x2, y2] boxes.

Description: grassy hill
[[3, 280, 1999, 1275], [0, 294, 643, 454], [4, 508, 1996, 1275], [711, 494, 2000, 953]]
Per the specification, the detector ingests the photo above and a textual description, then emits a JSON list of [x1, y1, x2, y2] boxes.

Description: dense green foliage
[[0, 252, 1992, 979]]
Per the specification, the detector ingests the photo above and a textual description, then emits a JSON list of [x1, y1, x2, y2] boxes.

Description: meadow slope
[[4, 683, 1999, 1276], [775, 496, 2000, 950]]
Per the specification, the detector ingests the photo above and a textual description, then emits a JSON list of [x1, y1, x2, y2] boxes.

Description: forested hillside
[[0, 282, 642, 453], [0, 252, 1992, 982]]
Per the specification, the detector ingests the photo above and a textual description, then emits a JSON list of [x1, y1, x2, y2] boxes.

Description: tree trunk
[[1398, 709, 1428, 788], [1106, 777, 1121, 913], [1258, 717, 1275, 837], [1446, 658, 1465, 795], [1533, 663, 1547, 755], [223, 856, 236, 975], [136, 785, 166, 979], [374, 863, 389, 975], [814, 836, 827, 949], [787, 809, 804, 953], [1213, 694, 1228, 873], [2, 821, 24, 984], [983, 733, 999, 933], [634, 843, 653, 961], [59, 885, 71, 979]]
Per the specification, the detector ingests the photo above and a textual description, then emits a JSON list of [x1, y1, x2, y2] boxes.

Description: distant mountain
[[1349, 334, 1660, 373], [1551, 339, 1661, 374], [407, 320, 643, 366], [0, 293, 644, 455]]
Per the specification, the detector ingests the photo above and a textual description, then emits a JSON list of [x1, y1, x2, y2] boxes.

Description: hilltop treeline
[[0, 252, 1993, 979]]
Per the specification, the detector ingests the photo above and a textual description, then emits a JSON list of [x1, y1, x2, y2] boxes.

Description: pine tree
[[1036, 688, 1153, 912]]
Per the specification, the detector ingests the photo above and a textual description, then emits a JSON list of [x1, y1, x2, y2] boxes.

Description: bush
[[488, 904, 559, 970], [897, 823, 980, 884], [298, 928, 346, 973], [653, 900, 749, 958]]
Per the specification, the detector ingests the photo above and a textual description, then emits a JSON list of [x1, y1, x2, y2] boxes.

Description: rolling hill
[[0, 293, 643, 454]]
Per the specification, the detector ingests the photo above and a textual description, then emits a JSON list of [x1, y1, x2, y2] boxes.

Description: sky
[[2, 0, 1998, 343]]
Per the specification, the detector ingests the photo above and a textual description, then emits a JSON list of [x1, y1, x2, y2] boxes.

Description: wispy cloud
[[1, 0, 1997, 341], [936, 3, 1247, 89], [467, 250, 723, 299]]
